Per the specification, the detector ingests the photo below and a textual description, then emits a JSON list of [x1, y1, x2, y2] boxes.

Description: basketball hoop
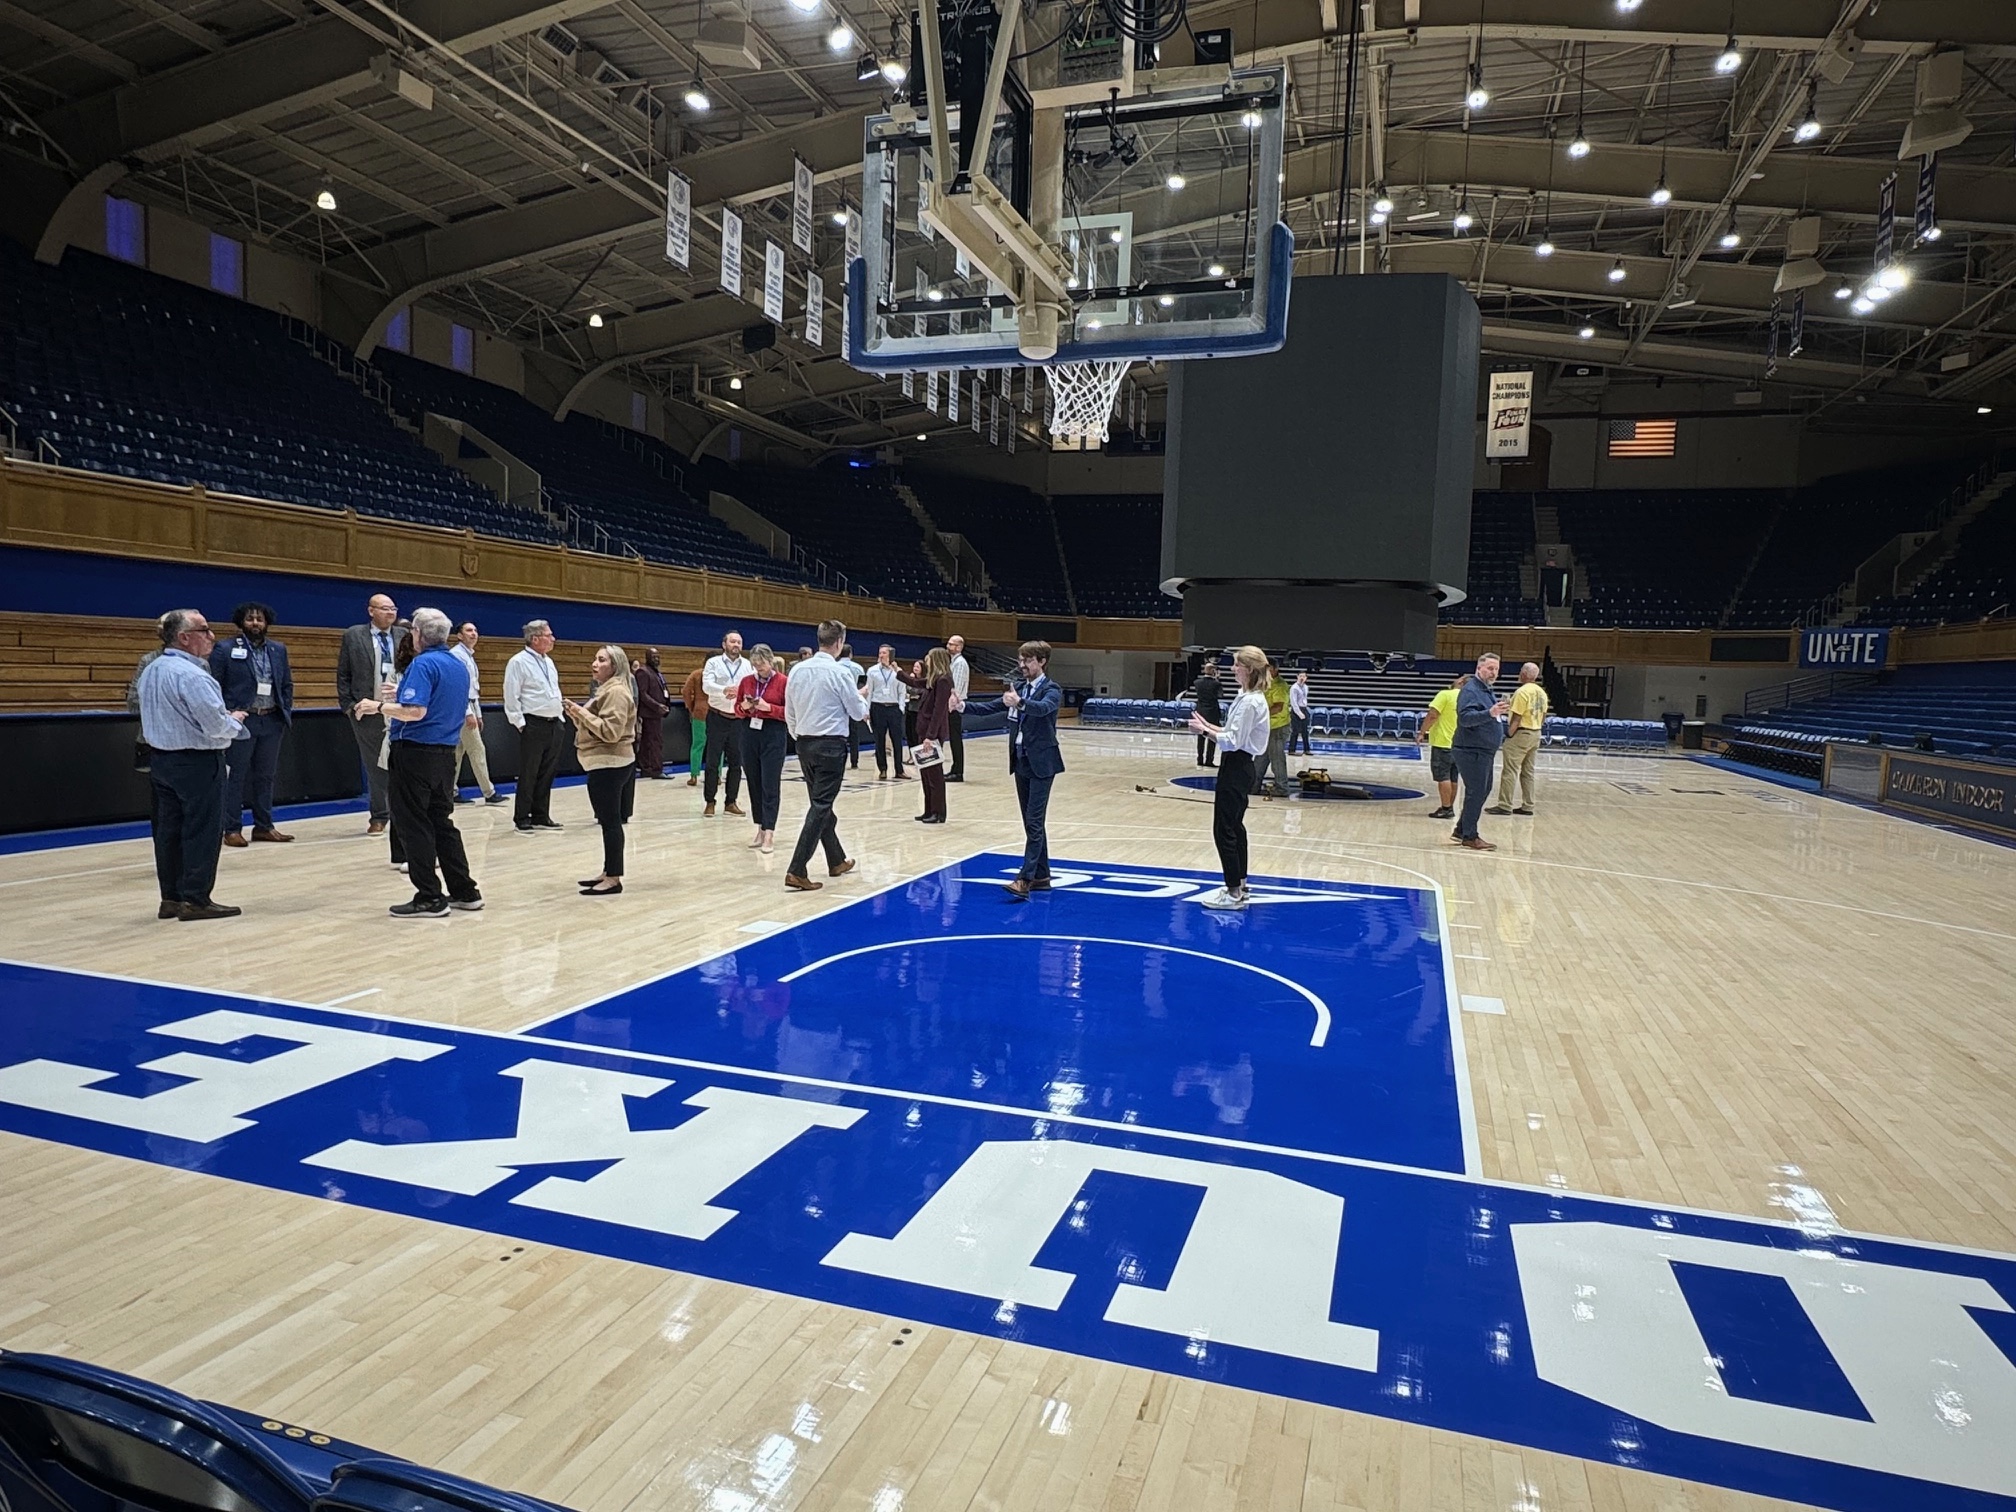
[[1046, 358, 1132, 443]]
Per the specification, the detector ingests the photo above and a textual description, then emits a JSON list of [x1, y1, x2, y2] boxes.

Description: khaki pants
[[457, 717, 495, 797], [1493, 727, 1541, 809]]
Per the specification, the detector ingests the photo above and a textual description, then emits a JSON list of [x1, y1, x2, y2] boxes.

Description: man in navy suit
[[963, 640, 1064, 901], [209, 601, 295, 846]]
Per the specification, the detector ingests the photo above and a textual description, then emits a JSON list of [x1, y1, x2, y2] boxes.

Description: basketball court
[[6, 725, 2016, 1512]]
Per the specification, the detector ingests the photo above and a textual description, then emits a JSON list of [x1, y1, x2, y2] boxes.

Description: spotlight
[[1578, 325, 1596, 339], [1535, 236, 1555, 257], [1716, 37, 1743, 74], [1979, 406, 1994, 415], [683, 76, 711, 112], [832, 208, 849, 226], [925, 287, 944, 302], [314, 187, 338, 212], [1649, 178, 1672, 207], [1240, 110, 1262, 130], [1157, 294, 1175, 307], [856, 52, 882, 83], [1165, 172, 1186, 191], [1922, 223, 1944, 242], [1108, 228, 1123, 243], [1370, 210, 1388, 225], [1861, 281, 1891, 302], [1372, 190, 1395, 215], [1567, 131, 1591, 159], [1719, 216, 1741, 248], [880, 56, 908, 84], [729, 375, 743, 390], [588, 312, 604, 328], [1851, 296, 1875, 314], [1607, 259, 1626, 283], [1465, 65, 1489, 112], [1832, 284, 1853, 299], [917, 433, 928, 440], [1452, 205, 1474, 231], [1877, 263, 1911, 291], [1793, 87, 1821, 141], [828, 23, 853, 51], [1207, 262, 1226, 277]]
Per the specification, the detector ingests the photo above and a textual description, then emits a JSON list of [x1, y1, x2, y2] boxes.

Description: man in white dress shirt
[[866, 643, 910, 780], [700, 630, 751, 817], [783, 620, 869, 892], [504, 619, 565, 832], [946, 634, 970, 782], [451, 621, 506, 806]]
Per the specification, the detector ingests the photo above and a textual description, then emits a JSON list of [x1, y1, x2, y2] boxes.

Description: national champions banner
[[1485, 370, 1533, 460]]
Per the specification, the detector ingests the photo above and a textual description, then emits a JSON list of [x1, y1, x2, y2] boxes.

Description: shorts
[[1429, 746, 1457, 782]]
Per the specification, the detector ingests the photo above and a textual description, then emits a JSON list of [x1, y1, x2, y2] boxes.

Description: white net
[[1045, 359, 1133, 443]]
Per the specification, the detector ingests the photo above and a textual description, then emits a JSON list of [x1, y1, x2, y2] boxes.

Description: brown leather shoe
[[686, 776, 698, 787], [704, 802, 716, 817], [222, 832, 249, 848], [785, 873, 822, 892], [367, 820, 387, 836], [724, 803, 745, 816], [1005, 879, 1031, 902], [1459, 837, 1496, 851], [828, 857, 857, 878], [177, 901, 243, 921], [251, 828, 293, 843], [157, 900, 179, 920], [1026, 878, 1052, 891]]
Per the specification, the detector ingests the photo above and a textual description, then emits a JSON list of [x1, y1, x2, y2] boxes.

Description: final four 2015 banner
[[1485, 369, 1533, 460]]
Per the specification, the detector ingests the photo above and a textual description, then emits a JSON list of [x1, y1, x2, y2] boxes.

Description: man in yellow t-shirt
[[1489, 662, 1549, 815], [1417, 673, 1465, 819], [1260, 664, 1292, 794]]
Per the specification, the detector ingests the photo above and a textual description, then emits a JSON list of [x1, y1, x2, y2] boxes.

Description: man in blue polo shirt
[[351, 607, 482, 918]]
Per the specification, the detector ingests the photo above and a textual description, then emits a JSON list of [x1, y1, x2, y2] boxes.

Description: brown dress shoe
[[785, 873, 823, 891], [828, 857, 857, 878], [367, 820, 387, 836], [1026, 878, 1052, 891], [704, 802, 716, 817], [1459, 837, 1496, 851], [222, 832, 249, 848], [157, 900, 180, 920], [686, 776, 698, 787], [251, 828, 294, 843], [177, 901, 243, 921], [724, 803, 745, 816], [1005, 879, 1031, 901]]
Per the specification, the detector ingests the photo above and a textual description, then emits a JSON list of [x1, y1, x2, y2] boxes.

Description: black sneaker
[[390, 897, 450, 919], [485, 792, 509, 805], [448, 896, 485, 911], [533, 820, 564, 831]]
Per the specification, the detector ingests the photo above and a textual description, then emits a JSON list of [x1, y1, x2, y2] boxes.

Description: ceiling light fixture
[[1922, 223, 1944, 242], [1832, 284, 1854, 299], [1980, 406, 1994, 415], [1615, 0, 1641, 10], [880, 55, 908, 84], [828, 23, 854, 51], [1465, 63, 1489, 113], [1165, 171, 1186, 191], [1793, 85, 1822, 142], [925, 287, 944, 302], [1370, 209, 1388, 225], [1862, 281, 1892, 302], [1452, 203, 1474, 231], [832, 208, 849, 226], [856, 52, 882, 82], [1157, 294, 1175, 307], [917, 432, 928, 440], [1578, 325, 1597, 339], [1716, 35, 1744, 74], [1876, 263, 1911, 291], [1372, 189, 1395, 216], [1240, 109, 1262, 129], [729, 375, 743, 390], [683, 74, 711, 113], [1649, 177, 1672, 206], [588, 312, 604, 328], [1535, 236, 1555, 257], [1207, 262, 1226, 278], [1607, 258, 1626, 283], [1567, 130, 1591, 159], [788, 0, 820, 11], [1851, 296, 1875, 314], [1107, 228, 1123, 244], [314, 187, 338, 212]]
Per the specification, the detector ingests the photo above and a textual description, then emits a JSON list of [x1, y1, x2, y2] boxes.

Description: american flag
[[1606, 418, 1677, 457]]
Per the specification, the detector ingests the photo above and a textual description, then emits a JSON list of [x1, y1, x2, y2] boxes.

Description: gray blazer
[[337, 622, 406, 712]]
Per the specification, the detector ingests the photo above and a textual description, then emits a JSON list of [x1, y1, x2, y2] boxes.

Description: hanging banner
[[1875, 172, 1897, 271], [1484, 369, 1534, 460], [844, 208, 863, 349], [1006, 415, 1016, 454], [971, 377, 983, 434], [926, 370, 940, 413], [902, 371, 915, 399], [1023, 368, 1035, 413], [989, 391, 1001, 445], [791, 156, 814, 255], [664, 172, 691, 269], [763, 241, 785, 323], [1915, 153, 1939, 242], [805, 271, 824, 349], [1765, 295, 1781, 379], [720, 209, 744, 298], [946, 370, 959, 423], [1788, 291, 1805, 358]]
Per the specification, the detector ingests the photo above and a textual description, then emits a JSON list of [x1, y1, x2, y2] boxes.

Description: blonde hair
[[1232, 645, 1271, 692], [923, 646, 951, 683], [749, 642, 776, 670]]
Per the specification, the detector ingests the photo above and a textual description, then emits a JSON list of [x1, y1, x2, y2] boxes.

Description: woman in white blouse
[[1187, 645, 1272, 911]]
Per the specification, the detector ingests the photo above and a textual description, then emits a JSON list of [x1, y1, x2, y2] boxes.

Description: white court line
[[1461, 995, 1506, 1016], [0, 861, 158, 889], [1456, 953, 1490, 962], [778, 934, 1335, 1049], [14, 951, 2016, 1259], [321, 988, 382, 1007]]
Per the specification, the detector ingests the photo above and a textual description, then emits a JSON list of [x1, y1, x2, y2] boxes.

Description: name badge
[[750, 716, 764, 730], [256, 680, 273, 698], [379, 661, 393, 680], [231, 645, 248, 660]]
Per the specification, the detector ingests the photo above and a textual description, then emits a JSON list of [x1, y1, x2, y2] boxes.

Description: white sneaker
[[392, 861, 408, 872], [1200, 888, 1248, 912]]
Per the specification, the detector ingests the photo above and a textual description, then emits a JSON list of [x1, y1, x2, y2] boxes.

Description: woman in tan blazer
[[563, 645, 637, 896]]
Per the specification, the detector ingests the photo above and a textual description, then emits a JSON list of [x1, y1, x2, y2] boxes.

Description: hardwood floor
[[4, 728, 2013, 1512]]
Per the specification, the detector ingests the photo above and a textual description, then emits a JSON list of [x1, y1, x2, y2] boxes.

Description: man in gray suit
[[337, 592, 402, 834]]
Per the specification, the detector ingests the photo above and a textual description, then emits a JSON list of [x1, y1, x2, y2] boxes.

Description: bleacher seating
[[1080, 697, 1669, 749], [703, 461, 982, 609], [0, 243, 558, 546], [1443, 492, 1543, 625], [1054, 495, 1177, 618], [1556, 489, 1782, 628], [1728, 461, 1978, 628], [903, 471, 1073, 615], [1717, 729, 1827, 781], [372, 352, 800, 584], [1731, 669, 2016, 759], [1852, 475, 2016, 629]]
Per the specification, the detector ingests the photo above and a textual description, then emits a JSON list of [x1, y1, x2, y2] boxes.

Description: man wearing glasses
[[135, 609, 249, 921]]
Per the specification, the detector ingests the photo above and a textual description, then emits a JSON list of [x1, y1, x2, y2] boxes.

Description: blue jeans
[[1453, 746, 1497, 840], [223, 711, 286, 832]]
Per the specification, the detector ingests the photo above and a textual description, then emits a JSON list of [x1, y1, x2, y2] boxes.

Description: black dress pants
[[349, 713, 390, 821], [787, 736, 849, 877], [1453, 746, 1497, 841], [585, 766, 636, 876], [947, 710, 965, 778], [514, 715, 564, 825], [871, 703, 907, 775], [1212, 751, 1255, 891], [703, 712, 743, 804], [1013, 770, 1053, 881], [742, 720, 788, 830], [150, 747, 226, 905], [389, 741, 478, 904]]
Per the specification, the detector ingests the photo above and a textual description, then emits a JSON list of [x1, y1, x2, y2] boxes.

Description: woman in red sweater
[[735, 645, 788, 854], [900, 646, 955, 824]]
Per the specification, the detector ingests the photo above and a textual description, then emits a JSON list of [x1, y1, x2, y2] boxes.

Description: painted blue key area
[[525, 853, 1471, 1174], [1, 960, 2014, 1512]]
